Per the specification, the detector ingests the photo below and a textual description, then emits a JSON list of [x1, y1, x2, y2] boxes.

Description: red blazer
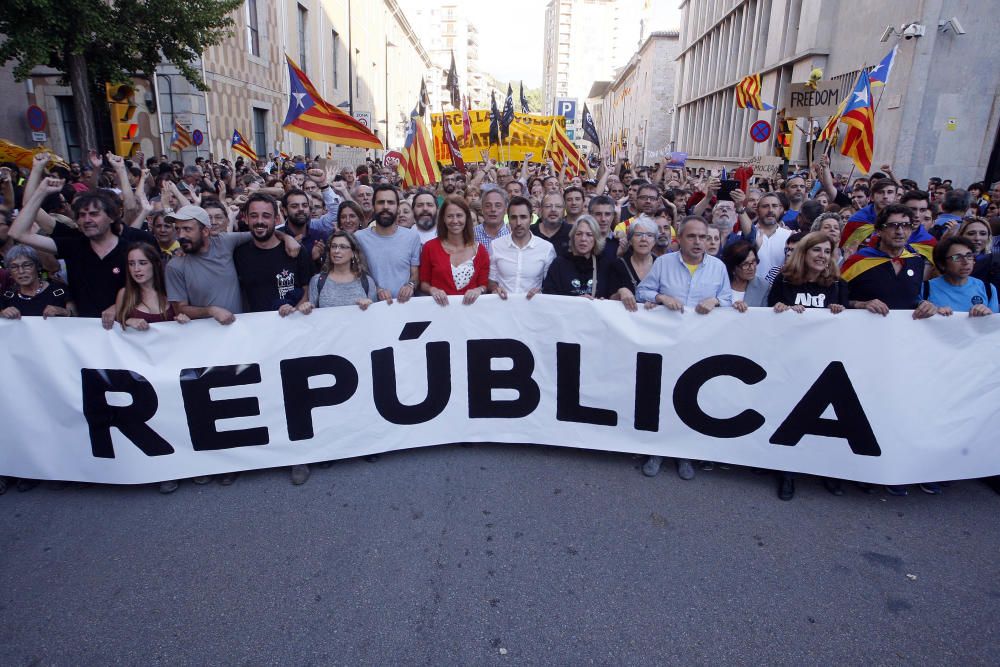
[[419, 239, 490, 295]]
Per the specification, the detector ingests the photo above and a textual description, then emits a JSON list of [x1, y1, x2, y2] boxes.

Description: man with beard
[[354, 184, 421, 303], [354, 184, 374, 223], [474, 185, 510, 252], [781, 174, 807, 228], [438, 167, 460, 204], [738, 192, 792, 284], [652, 209, 674, 257], [713, 190, 751, 250], [166, 200, 300, 325], [530, 192, 572, 257], [279, 189, 328, 266], [489, 195, 555, 298], [233, 193, 314, 315], [412, 189, 439, 245]]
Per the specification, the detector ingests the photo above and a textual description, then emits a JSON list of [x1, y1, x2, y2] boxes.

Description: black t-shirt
[[767, 274, 849, 308], [542, 253, 609, 298], [530, 221, 572, 258], [0, 282, 70, 316], [53, 234, 131, 317], [845, 255, 925, 310], [232, 242, 314, 312]]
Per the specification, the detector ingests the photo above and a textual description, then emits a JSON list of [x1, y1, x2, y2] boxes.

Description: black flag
[[501, 84, 515, 140], [446, 51, 461, 108], [489, 91, 501, 145], [520, 81, 530, 113], [417, 77, 430, 116], [581, 103, 600, 150]]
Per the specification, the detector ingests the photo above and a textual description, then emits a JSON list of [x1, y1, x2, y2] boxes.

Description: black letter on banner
[[371, 343, 451, 424], [467, 339, 540, 418], [81, 369, 173, 458], [556, 343, 617, 426], [634, 353, 663, 432], [280, 355, 359, 440], [179, 365, 268, 450], [673, 355, 766, 437], [769, 362, 881, 456]]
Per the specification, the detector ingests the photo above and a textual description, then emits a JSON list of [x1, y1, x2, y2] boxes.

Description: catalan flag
[[544, 120, 587, 176], [841, 246, 920, 283], [839, 70, 875, 173], [231, 129, 258, 161], [735, 73, 775, 110], [170, 121, 192, 152], [401, 109, 439, 188], [282, 54, 382, 150], [818, 94, 848, 143]]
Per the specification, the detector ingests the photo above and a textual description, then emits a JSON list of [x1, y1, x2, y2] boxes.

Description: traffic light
[[105, 83, 139, 157]]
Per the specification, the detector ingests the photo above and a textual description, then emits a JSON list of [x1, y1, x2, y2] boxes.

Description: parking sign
[[554, 98, 577, 122]]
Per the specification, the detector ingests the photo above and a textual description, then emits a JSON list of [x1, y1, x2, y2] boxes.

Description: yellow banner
[[0, 138, 67, 170], [429, 111, 566, 164]]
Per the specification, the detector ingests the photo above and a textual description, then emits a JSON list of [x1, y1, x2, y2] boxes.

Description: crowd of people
[[0, 148, 998, 499]]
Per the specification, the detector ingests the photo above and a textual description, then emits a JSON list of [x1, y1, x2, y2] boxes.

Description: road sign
[[786, 82, 842, 117], [384, 150, 404, 167], [750, 120, 772, 143], [192, 129, 204, 146], [353, 112, 372, 128], [26, 105, 47, 132], [31, 131, 47, 143], [554, 98, 577, 122]]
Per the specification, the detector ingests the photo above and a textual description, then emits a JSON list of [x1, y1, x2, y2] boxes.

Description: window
[[55, 96, 81, 164], [297, 4, 308, 70], [246, 0, 260, 57], [331, 30, 340, 89], [253, 107, 268, 158]]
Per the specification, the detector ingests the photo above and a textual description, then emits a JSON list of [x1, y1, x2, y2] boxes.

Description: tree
[[0, 0, 243, 153]]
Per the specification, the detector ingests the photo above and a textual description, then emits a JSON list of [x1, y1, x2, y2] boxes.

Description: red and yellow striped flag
[[401, 112, 439, 188], [170, 122, 192, 152], [735, 73, 776, 110], [544, 120, 587, 176], [231, 129, 258, 161]]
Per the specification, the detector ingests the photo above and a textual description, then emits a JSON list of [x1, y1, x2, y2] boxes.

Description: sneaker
[[191, 476, 212, 485], [218, 472, 239, 486], [885, 485, 909, 496], [778, 475, 795, 501], [159, 480, 179, 494], [291, 464, 311, 485], [823, 478, 845, 496], [642, 456, 663, 477], [676, 459, 695, 481], [919, 482, 942, 495]]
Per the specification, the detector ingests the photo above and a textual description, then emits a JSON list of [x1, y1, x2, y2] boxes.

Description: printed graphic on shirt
[[794, 292, 826, 308], [276, 269, 296, 299]]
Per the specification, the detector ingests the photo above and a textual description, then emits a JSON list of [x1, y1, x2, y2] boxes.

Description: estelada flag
[[401, 109, 439, 188], [231, 129, 258, 161], [839, 70, 875, 173], [282, 54, 382, 150], [544, 120, 587, 176], [841, 246, 919, 282], [170, 122, 192, 152]]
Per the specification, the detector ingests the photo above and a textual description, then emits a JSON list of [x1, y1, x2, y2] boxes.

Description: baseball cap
[[166, 205, 210, 227]]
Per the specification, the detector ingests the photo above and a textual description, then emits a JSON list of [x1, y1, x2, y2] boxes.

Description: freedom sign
[[0, 297, 997, 486]]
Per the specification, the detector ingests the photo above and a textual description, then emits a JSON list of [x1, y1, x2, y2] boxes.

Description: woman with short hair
[[723, 241, 769, 309], [0, 245, 73, 319], [543, 215, 608, 298], [607, 217, 657, 310]]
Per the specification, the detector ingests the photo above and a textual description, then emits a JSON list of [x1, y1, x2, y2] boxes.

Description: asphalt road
[[2, 443, 999, 665]]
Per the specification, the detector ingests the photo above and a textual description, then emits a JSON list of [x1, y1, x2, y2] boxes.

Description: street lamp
[[384, 39, 396, 153]]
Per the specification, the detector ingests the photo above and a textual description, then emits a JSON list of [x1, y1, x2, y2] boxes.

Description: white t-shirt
[[756, 226, 793, 282]]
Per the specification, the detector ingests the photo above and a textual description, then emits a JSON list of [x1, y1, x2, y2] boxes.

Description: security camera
[[939, 17, 966, 34], [902, 22, 926, 39]]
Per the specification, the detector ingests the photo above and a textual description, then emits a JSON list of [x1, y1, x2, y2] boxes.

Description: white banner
[[1, 296, 997, 485]]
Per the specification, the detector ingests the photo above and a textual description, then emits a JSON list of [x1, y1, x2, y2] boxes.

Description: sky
[[467, 1, 547, 88]]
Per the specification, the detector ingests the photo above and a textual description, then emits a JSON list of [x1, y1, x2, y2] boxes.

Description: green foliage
[[0, 0, 244, 89], [484, 73, 542, 113]]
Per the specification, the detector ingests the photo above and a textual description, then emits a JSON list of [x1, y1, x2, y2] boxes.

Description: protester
[[722, 241, 768, 308], [543, 215, 609, 298], [0, 245, 73, 319], [109, 242, 190, 330], [925, 236, 997, 316], [959, 216, 1000, 294], [768, 232, 848, 314], [489, 195, 555, 299], [607, 217, 657, 311], [739, 192, 793, 284], [474, 185, 510, 251], [531, 192, 572, 257], [412, 189, 439, 245], [354, 184, 420, 304], [419, 195, 489, 305], [336, 200, 365, 234]]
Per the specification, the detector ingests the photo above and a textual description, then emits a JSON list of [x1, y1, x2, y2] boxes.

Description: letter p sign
[[555, 98, 577, 122]]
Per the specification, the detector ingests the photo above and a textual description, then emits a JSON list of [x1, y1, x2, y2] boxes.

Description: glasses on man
[[881, 222, 915, 231], [637, 195, 658, 202], [945, 252, 976, 263]]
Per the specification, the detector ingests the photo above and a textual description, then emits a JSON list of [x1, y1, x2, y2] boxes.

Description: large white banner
[[0, 296, 997, 485]]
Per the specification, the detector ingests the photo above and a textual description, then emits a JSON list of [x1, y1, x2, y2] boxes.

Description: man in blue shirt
[[636, 215, 733, 482]]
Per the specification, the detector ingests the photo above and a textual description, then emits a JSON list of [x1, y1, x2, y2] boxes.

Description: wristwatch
[[735, 207, 746, 214]]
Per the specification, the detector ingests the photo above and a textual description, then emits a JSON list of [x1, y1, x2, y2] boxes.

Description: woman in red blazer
[[419, 195, 490, 305]]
